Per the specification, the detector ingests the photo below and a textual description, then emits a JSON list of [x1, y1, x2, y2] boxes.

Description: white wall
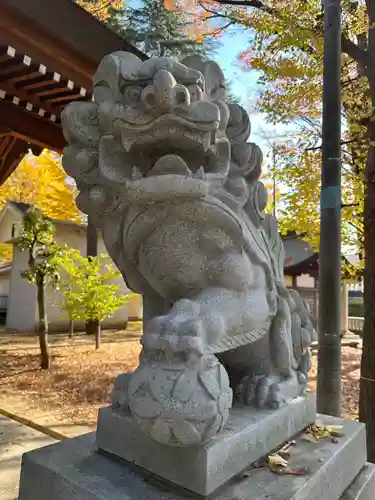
[[6, 246, 37, 331], [0, 276, 9, 295], [296, 274, 315, 288]]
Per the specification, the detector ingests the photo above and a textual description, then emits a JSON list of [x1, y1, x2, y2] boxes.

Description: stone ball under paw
[[127, 354, 233, 446]]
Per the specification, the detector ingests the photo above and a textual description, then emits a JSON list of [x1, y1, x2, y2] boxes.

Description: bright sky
[[213, 28, 272, 150], [212, 27, 291, 171]]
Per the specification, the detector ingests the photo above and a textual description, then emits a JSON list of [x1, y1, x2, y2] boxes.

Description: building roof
[[283, 233, 316, 271], [0, 0, 147, 185]]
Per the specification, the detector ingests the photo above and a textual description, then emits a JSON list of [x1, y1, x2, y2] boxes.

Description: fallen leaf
[[269, 463, 309, 475], [283, 466, 309, 476], [302, 423, 344, 443], [301, 432, 319, 444], [268, 453, 288, 468]]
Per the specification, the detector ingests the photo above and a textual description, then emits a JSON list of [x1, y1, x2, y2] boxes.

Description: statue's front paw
[[142, 299, 207, 356], [237, 371, 305, 409], [237, 374, 282, 409], [143, 315, 206, 355]]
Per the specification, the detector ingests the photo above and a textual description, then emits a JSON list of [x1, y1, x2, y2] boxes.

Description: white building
[[0, 201, 142, 332]]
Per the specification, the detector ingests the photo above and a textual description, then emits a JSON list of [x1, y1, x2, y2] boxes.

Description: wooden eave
[[284, 253, 319, 278], [0, 0, 147, 185]]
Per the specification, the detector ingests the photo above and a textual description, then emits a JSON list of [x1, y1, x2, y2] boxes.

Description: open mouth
[[120, 115, 229, 179]]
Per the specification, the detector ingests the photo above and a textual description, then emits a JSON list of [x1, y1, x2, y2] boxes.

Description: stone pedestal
[[97, 395, 316, 497], [19, 406, 372, 500]]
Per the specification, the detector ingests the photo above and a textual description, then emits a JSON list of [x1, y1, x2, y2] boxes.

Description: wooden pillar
[[341, 282, 349, 335], [292, 275, 297, 289]]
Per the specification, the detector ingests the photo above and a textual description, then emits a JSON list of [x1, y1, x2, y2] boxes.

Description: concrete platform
[[19, 416, 368, 500], [0, 415, 57, 500], [97, 394, 316, 496], [341, 464, 375, 500]]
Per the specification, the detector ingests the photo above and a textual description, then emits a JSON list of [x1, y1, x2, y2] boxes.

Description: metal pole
[[316, 0, 342, 416]]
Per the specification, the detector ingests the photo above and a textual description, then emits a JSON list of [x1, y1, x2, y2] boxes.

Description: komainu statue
[[61, 52, 317, 447]]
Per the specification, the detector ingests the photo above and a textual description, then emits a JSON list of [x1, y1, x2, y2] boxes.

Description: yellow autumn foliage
[[76, 0, 123, 22], [0, 149, 81, 262]]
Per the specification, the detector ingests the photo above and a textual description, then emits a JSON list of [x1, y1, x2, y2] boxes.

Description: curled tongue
[[147, 154, 191, 177]]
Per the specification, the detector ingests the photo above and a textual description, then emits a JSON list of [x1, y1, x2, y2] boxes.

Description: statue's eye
[[123, 85, 143, 104]]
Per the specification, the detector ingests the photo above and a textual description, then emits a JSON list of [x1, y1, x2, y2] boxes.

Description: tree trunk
[[95, 322, 101, 350], [69, 319, 74, 339], [37, 275, 50, 370], [86, 218, 98, 335], [86, 319, 99, 336]]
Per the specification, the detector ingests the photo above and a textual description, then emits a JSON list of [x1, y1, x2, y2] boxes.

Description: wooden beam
[[0, 0, 147, 89], [0, 134, 43, 184], [0, 100, 65, 151], [1, 75, 59, 116], [0, 135, 28, 184]]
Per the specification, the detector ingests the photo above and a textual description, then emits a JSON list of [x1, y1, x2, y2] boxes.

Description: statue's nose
[[145, 69, 190, 112]]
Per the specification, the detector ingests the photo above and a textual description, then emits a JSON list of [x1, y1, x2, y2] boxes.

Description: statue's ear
[[202, 60, 227, 101], [181, 57, 227, 101], [180, 55, 207, 74]]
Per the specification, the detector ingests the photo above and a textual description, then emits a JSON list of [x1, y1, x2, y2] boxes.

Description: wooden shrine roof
[[0, 0, 147, 185]]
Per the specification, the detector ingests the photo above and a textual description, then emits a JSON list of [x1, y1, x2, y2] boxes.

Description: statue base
[[19, 417, 372, 500], [96, 395, 316, 496]]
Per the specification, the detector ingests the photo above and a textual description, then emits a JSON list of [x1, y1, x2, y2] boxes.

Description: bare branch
[[207, 0, 276, 13], [342, 35, 369, 68], [347, 219, 364, 235]]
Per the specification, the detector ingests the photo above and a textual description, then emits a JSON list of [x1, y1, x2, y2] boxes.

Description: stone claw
[[237, 371, 305, 409], [142, 302, 207, 356]]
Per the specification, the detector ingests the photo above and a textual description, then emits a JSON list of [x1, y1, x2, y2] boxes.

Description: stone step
[[96, 394, 316, 497], [341, 463, 375, 500], [19, 415, 368, 500]]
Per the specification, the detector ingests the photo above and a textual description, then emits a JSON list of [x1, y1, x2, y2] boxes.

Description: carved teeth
[[202, 132, 211, 152], [194, 166, 205, 179]]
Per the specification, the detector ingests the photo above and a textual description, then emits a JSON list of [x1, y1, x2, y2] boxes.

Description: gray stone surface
[[19, 416, 366, 500], [0, 415, 56, 500], [97, 394, 316, 496], [61, 51, 317, 446], [341, 463, 375, 500]]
